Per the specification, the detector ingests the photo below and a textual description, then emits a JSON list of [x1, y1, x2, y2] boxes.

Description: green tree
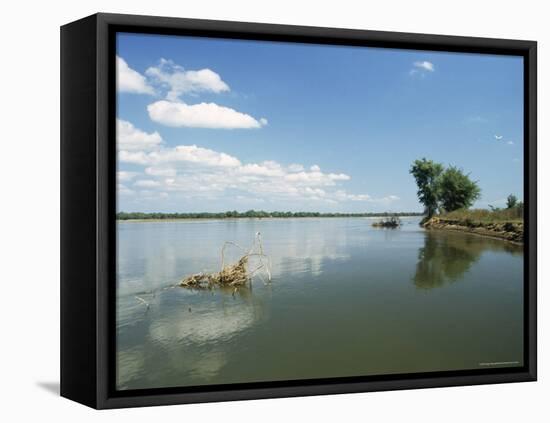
[[438, 166, 481, 212], [506, 194, 518, 209], [410, 158, 444, 217]]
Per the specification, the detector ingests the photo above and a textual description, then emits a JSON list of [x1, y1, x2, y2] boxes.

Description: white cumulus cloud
[[145, 167, 177, 177], [117, 143, 399, 207], [150, 145, 242, 167], [117, 183, 135, 196], [146, 58, 229, 101], [119, 144, 242, 168], [285, 169, 350, 186], [288, 164, 305, 172], [413, 61, 435, 72], [237, 161, 285, 177], [134, 179, 162, 188], [118, 150, 150, 165], [410, 60, 435, 77], [116, 56, 154, 95], [117, 119, 162, 151], [147, 100, 266, 129], [117, 171, 138, 182]]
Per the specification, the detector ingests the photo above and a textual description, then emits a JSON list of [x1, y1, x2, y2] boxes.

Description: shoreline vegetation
[[422, 208, 524, 244], [116, 211, 423, 220], [410, 158, 524, 244]]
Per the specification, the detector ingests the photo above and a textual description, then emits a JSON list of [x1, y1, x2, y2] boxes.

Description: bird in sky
[[494, 135, 503, 140]]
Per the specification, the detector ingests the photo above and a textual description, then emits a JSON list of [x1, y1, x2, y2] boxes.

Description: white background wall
[[1, 0, 547, 421]]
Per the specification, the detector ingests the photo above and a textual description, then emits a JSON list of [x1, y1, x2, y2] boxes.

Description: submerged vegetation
[[117, 210, 423, 220], [180, 232, 272, 291], [372, 216, 402, 228]]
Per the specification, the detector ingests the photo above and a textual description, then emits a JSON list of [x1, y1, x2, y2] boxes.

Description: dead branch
[[180, 232, 272, 291]]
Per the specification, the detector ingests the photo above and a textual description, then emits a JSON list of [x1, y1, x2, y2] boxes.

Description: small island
[[371, 216, 402, 228]]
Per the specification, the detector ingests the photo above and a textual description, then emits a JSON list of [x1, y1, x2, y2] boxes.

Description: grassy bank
[[422, 208, 524, 243], [439, 207, 523, 223]]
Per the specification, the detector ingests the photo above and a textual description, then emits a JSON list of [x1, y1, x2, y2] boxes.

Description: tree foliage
[[409, 158, 443, 217], [506, 194, 518, 209], [438, 166, 481, 212], [410, 158, 481, 215]]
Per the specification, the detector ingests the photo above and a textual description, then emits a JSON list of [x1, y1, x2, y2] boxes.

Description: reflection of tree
[[413, 231, 522, 290]]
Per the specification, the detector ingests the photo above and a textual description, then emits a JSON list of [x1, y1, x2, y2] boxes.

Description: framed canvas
[[60, 13, 537, 409]]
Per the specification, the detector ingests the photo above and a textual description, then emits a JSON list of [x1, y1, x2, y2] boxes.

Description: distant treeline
[[116, 210, 424, 220]]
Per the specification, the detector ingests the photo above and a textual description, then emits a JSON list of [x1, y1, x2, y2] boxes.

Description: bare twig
[[181, 232, 272, 291], [135, 295, 150, 309]]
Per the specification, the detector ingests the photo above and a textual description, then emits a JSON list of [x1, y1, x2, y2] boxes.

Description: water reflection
[[413, 231, 523, 290], [117, 219, 524, 390], [117, 218, 361, 297], [117, 286, 266, 389], [149, 294, 260, 345]]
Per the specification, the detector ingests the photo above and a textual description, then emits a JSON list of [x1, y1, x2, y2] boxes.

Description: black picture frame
[[60, 12, 537, 409]]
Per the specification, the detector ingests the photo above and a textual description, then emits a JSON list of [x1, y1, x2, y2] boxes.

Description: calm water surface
[[116, 217, 524, 390]]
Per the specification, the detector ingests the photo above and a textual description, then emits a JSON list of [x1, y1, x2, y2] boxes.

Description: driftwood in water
[[180, 232, 271, 290]]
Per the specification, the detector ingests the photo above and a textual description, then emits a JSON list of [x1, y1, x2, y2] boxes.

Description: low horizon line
[[116, 210, 425, 215]]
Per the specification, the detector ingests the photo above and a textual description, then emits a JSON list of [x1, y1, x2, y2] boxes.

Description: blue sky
[[116, 33, 524, 213]]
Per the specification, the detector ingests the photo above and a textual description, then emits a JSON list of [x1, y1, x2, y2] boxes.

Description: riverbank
[[117, 214, 423, 222], [422, 216, 524, 244], [116, 211, 423, 220]]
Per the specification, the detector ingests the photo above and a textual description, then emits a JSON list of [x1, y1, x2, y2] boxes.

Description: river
[[116, 217, 524, 390]]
